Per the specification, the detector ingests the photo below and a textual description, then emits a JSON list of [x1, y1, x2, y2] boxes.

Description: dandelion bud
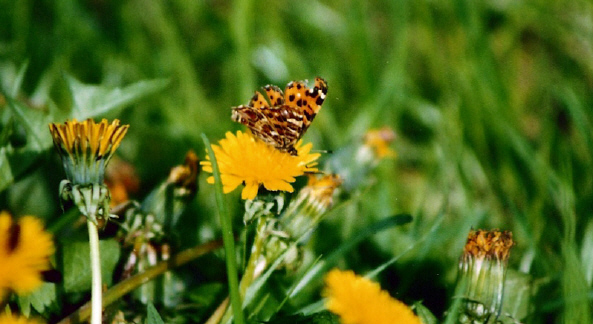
[[280, 174, 342, 239], [456, 229, 515, 324], [49, 119, 129, 226]]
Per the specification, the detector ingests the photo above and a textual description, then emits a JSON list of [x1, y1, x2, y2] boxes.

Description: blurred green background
[[1, 0, 593, 322]]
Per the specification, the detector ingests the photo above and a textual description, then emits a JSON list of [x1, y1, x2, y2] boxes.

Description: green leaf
[[146, 303, 165, 324], [413, 301, 439, 324], [187, 282, 225, 306], [5, 95, 53, 152], [0, 147, 14, 192], [65, 74, 169, 120], [17, 294, 31, 317], [502, 270, 532, 321], [1, 95, 54, 192], [17, 283, 57, 316], [0, 76, 168, 193], [9, 60, 29, 97], [62, 239, 121, 293]]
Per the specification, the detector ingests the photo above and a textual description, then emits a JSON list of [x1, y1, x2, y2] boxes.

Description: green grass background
[[1, 0, 593, 322]]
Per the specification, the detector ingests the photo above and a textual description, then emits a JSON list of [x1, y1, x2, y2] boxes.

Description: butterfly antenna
[[311, 149, 333, 154]]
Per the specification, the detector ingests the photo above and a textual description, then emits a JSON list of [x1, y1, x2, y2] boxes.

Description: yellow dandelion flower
[[324, 269, 422, 324], [49, 119, 129, 185], [0, 313, 44, 324], [201, 130, 320, 200], [49, 119, 129, 225], [0, 212, 55, 300]]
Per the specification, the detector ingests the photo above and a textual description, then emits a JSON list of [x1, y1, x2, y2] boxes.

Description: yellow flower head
[[201, 130, 320, 200], [0, 313, 44, 324], [363, 127, 396, 159], [0, 212, 55, 300], [324, 269, 422, 324], [49, 119, 129, 185]]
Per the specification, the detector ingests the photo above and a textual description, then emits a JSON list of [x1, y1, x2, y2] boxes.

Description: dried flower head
[[462, 229, 515, 263], [0, 212, 54, 300], [167, 150, 200, 198], [363, 127, 396, 159], [457, 229, 515, 324], [201, 130, 320, 200], [280, 174, 342, 239], [300, 174, 342, 212], [324, 269, 422, 324]]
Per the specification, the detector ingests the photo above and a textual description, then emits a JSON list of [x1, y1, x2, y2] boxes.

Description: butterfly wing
[[232, 77, 328, 155], [263, 85, 285, 107], [284, 77, 328, 133], [231, 105, 305, 154]]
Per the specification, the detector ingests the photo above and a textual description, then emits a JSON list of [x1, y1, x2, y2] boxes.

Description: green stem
[[239, 217, 267, 296], [87, 219, 102, 324], [56, 239, 223, 324], [202, 134, 245, 324], [221, 217, 268, 323]]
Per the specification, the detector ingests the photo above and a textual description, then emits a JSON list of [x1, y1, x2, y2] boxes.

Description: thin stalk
[[240, 217, 267, 296], [56, 239, 223, 324], [204, 297, 230, 324], [221, 217, 268, 323], [202, 134, 245, 324], [87, 219, 102, 324]]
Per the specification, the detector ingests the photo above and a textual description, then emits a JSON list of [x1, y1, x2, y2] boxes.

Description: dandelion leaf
[[63, 239, 120, 293], [146, 303, 165, 324]]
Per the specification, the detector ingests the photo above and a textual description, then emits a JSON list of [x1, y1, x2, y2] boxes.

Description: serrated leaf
[[0, 76, 167, 193], [1, 94, 54, 193], [63, 239, 121, 293], [17, 294, 31, 317], [65, 74, 169, 120], [5, 95, 53, 152], [146, 303, 165, 324], [17, 282, 57, 316]]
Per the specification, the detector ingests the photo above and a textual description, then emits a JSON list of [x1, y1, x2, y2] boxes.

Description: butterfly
[[231, 77, 328, 155]]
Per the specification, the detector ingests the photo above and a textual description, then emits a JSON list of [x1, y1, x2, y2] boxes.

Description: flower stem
[[87, 219, 102, 324], [220, 217, 268, 323], [202, 134, 245, 324], [239, 217, 267, 296], [56, 240, 223, 324]]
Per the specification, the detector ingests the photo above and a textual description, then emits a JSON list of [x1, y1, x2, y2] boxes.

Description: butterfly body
[[232, 77, 328, 155]]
